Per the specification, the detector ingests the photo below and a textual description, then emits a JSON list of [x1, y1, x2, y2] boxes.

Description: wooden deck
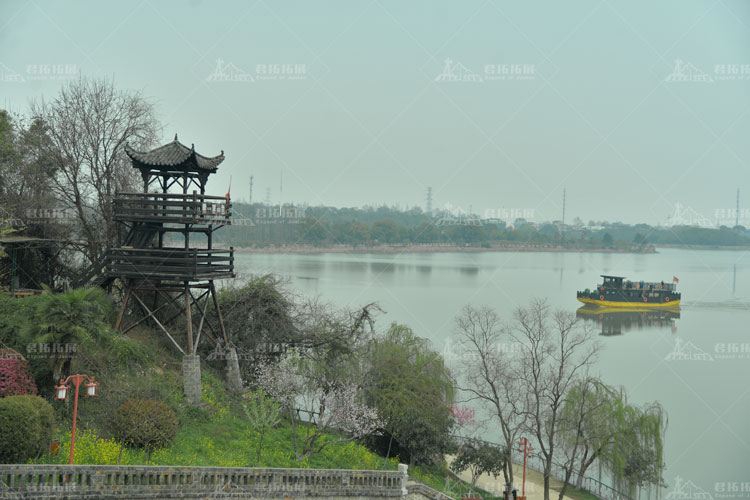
[[0, 288, 44, 299]]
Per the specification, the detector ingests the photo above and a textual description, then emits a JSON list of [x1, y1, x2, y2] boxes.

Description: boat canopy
[[600, 275, 625, 287]]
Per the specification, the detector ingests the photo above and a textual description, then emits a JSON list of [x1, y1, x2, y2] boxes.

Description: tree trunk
[[382, 433, 394, 468], [558, 464, 575, 500], [505, 446, 514, 486], [575, 446, 589, 488], [544, 458, 552, 500], [256, 429, 265, 464]]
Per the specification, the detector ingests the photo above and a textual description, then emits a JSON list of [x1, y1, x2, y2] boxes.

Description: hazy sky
[[1, 0, 749, 225]]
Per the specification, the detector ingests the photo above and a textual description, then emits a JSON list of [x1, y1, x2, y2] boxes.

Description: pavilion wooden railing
[[104, 247, 234, 281], [113, 192, 232, 226]]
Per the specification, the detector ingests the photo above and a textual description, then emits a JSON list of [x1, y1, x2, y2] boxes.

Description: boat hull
[[577, 297, 680, 308]]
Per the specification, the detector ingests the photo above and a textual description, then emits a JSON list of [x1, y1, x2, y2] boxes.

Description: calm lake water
[[235, 248, 750, 494]]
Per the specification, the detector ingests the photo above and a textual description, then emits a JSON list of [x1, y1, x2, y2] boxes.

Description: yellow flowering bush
[[49, 430, 122, 465]]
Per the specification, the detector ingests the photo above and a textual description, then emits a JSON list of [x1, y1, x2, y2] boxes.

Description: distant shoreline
[[655, 244, 750, 251], [228, 243, 657, 255]]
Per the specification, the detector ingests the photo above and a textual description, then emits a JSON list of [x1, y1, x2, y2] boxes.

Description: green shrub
[[113, 399, 178, 451], [0, 394, 55, 463], [0, 295, 40, 353]]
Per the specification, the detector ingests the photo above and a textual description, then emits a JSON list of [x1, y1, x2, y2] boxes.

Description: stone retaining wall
[[0, 464, 413, 500], [406, 481, 455, 500]]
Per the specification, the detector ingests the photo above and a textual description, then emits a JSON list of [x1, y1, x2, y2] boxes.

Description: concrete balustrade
[[0, 464, 424, 500]]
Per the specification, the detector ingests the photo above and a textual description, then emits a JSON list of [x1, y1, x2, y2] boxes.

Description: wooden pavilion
[[102, 135, 239, 402]]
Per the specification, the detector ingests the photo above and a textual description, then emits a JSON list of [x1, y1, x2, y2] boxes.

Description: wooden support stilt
[[115, 288, 132, 331], [185, 282, 194, 354], [210, 281, 229, 346], [190, 289, 211, 354], [122, 289, 186, 334], [131, 291, 185, 355]]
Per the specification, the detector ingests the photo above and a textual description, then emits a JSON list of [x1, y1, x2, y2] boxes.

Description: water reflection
[[458, 266, 479, 276], [576, 306, 680, 336]]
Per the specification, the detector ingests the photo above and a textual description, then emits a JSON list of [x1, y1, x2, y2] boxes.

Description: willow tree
[[365, 323, 456, 465], [558, 379, 625, 488], [559, 380, 667, 500], [607, 403, 667, 500]]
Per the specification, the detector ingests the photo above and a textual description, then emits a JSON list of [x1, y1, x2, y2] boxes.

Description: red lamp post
[[54, 374, 99, 464], [516, 437, 534, 500]]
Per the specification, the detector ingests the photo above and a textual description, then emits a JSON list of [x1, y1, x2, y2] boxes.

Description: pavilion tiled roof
[[125, 135, 224, 172]]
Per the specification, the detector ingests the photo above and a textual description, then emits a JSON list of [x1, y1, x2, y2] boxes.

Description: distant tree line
[[216, 202, 750, 249]]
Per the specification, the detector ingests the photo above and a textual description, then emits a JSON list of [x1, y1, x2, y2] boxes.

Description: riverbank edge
[[654, 243, 750, 251], [224, 244, 656, 255]]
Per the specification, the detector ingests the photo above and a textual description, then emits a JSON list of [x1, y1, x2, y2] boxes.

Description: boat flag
[[226, 176, 231, 203], [673, 276, 679, 283]]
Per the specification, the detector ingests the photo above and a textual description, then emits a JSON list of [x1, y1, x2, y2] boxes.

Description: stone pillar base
[[398, 463, 408, 495], [182, 354, 202, 405], [225, 347, 243, 394]]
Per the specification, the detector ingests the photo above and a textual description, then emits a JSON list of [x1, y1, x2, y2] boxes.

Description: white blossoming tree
[[256, 350, 382, 460]]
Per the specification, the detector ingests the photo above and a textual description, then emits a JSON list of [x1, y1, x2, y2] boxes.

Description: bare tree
[[454, 305, 525, 486], [31, 77, 160, 261], [510, 299, 600, 500]]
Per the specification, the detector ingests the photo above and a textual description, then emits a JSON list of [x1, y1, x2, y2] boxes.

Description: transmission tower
[[426, 187, 433, 214], [562, 188, 566, 226], [736, 188, 740, 228], [249, 175, 254, 204]]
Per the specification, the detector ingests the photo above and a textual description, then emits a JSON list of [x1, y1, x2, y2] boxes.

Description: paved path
[[446, 456, 574, 500]]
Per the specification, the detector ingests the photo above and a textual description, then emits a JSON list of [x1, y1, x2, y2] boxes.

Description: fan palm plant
[[22, 285, 114, 381]]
